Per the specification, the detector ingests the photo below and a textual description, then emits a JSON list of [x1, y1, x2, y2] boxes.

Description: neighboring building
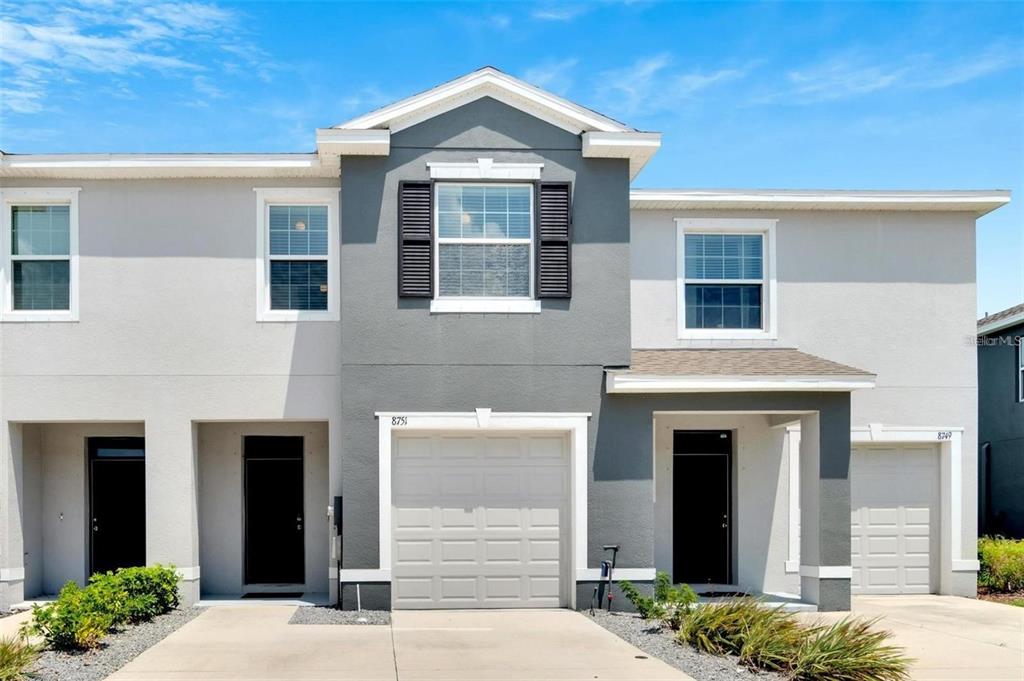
[[978, 303, 1024, 538], [0, 68, 1009, 613]]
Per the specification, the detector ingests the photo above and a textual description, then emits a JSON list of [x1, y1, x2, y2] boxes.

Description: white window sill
[[677, 328, 777, 341], [430, 299, 542, 314], [1, 311, 78, 323], [257, 309, 339, 323]]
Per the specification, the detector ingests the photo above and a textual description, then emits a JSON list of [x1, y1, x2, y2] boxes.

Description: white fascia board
[[582, 131, 662, 179], [336, 67, 630, 134], [978, 310, 1024, 336], [315, 128, 390, 156], [606, 372, 876, 393], [427, 159, 544, 181], [0, 153, 332, 179], [629, 189, 1011, 216]]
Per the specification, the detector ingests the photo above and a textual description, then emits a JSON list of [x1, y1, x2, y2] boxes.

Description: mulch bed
[[978, 587, 1024, 607]]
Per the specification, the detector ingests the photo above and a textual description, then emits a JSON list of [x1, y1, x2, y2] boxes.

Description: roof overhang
[[606, 371, 877, 394], [582, 131, 662, 180], [978, 309, 1024, 336], [630, 189, 1011, 217], [0, 153, 334, 179], [315, 129, 390, 157]]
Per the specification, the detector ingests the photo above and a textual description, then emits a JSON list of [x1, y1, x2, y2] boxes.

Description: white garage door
[[850, 445, 939, 594], [392, 433, 568, 609]]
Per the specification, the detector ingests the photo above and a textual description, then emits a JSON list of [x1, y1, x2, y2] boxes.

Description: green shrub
[[737, 608, 803, 672], [619, 580, 664, 620], [791, 617, 911, 681], [978, 536, 1024, 592], [0, 636, 40, 681], [24, 564, 180, 650], [23, 582, 114, 650], [677, 598, 764, 656]]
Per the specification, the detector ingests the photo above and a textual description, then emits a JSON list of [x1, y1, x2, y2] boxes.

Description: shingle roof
[[978, 303, 1024, 330], [625, 349, 874, 377]]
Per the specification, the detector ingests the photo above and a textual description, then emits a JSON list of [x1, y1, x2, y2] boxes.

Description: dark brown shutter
[[398, 181, 432, 297], [536, 182, 572, 298]]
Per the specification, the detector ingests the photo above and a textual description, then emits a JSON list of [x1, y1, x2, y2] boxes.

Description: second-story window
[[1, 188, 80, 322], [435, 184, 533, 299], [255, 188, 339, 322], [676, 218, 777, 339]]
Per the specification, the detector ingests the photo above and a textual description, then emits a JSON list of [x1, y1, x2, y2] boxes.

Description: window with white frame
[[1018, 339, 1023, 403], [676, 218, 777, 338], [255, 188, 338, 321], [435, 183, 533, 299], [1, 188, 79, 322]]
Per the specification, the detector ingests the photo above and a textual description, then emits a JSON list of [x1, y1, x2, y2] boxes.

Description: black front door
[[89, 437, 146, 575], [673, 430, 731, 584], [244, 436, 304, 584]]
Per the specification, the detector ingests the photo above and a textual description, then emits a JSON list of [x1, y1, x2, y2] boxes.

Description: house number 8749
[[392, 416, 408, 426]]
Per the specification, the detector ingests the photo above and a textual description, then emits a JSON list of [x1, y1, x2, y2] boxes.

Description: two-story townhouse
[[0, 68, 1008, 613], [978, 303, 1024, 538]]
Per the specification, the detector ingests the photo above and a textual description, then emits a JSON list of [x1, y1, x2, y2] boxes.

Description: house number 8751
[[392, 416, 408, 426]]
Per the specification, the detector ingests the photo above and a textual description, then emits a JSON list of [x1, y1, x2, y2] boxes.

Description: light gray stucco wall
[[630, 208, 979, 594], [0, 178, 342, 607], [338, 97, 632, 608], [978, 322, 1024, 537], [197, 422, 329, 596]]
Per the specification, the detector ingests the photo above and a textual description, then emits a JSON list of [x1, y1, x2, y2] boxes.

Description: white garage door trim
[[374, 410, 589, 608], [785, 425, 978, 594]]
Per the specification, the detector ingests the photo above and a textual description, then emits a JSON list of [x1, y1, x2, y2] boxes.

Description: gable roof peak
[[334, 66, 636, 136]]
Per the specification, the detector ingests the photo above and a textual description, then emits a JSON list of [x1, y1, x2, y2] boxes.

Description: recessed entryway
[[673, 430, 732, 584], [89, 436, 146, 575], [244, 436, 305, 586]]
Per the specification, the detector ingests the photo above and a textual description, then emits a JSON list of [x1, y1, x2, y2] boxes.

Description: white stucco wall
[[197, 421, 329, 596], [633, 208, 979, 592], [0, 178, 342, 607]]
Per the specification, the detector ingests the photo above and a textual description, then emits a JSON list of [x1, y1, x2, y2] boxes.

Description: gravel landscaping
[[289, 606, 391, 625], [30, 607, 203, 681], [589, 610, 784, 681]]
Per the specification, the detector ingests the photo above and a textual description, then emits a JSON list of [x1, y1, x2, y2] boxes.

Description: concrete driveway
[[800, 596, 1024, 681], [107, 606, 693, 680]]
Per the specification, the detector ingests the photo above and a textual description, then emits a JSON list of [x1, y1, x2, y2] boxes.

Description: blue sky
[[1, 0, 1022, 315]]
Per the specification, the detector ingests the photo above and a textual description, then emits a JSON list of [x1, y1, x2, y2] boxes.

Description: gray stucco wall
[[978, 322, 1024, 537], [338, 97, 632, 607]]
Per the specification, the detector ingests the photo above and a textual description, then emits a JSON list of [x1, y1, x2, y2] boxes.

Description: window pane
[[12, 205, 70, 256], [269, 261, 328, 311], [269, 205, 328, 256], [437, 184, 532, 240], [438, 244, 530, 297], [684, 232, 764, 281], [13, 260, 70, 310], [684, 284, 762, 329]]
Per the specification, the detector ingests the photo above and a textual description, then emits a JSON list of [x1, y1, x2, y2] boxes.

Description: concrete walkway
[[798, 595, 1024, 681], [107, 606, 693, 680], [0, 610, 33, 641]]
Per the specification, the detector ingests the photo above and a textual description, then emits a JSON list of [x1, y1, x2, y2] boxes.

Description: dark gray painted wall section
[[978, 323, 1024, 537]]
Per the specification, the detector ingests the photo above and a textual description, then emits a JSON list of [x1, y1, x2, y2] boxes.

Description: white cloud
[[0, 1, 262, 115], [521, 58, 579, 95], [595, 54, 752, 117], [532, 5, 589, 22], [775, 45, 1023, 104]]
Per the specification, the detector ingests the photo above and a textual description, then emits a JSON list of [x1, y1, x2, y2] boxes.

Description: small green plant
[[737, 607, 803, 672], [677, 597, 766, 656], [979, 536, 1024, 593], [791, 617, 912, 681], [618, 580, 664, 620], [24, 582, 114, 650], [24, 564, 181, 650], [0, 636, 40, 681]]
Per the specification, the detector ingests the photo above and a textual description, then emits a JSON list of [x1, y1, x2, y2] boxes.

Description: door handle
[[92, 518, 99, 532]]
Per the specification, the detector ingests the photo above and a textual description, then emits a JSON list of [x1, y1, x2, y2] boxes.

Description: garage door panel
[[851, 445, 939, 595], [393, 434, 568, 609]]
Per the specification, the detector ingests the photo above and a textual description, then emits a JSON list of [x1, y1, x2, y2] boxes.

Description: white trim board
[[427, 159, 544, 180], [606, 373, 876, 394], [375, 410, 590, 608]]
